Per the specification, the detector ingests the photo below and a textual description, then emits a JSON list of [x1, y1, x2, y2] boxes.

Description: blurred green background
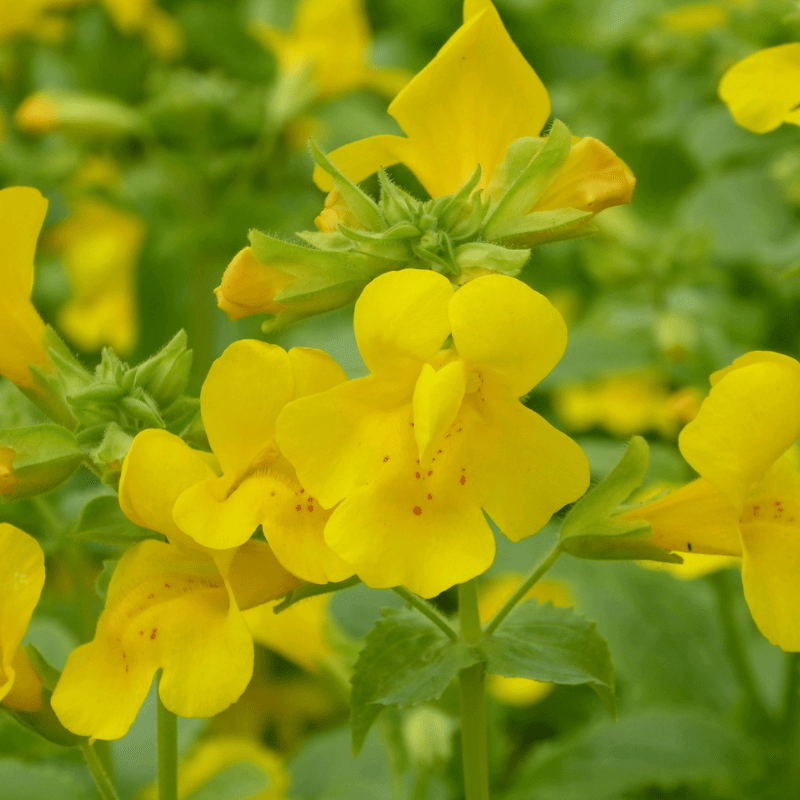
[[3, 0, 800, 797]]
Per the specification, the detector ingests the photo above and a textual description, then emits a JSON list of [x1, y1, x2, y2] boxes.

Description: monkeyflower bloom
[[620, 352, 800, 650], [0, 524, 45, 714], [0, 186, 50, 390], [277, 269, 589, 598], [719, 44, 800, 133], [172, 340, 354, 584], [315, 0, 634, 206], [51, 430, 300, 740], [251, 0, 408, 101], [46, 199, 144, 355]]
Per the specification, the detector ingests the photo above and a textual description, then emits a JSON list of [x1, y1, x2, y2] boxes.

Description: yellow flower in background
[[46, 199, 144, 355], [0, 524, 45, 714], [659, 2, 728, 34], [719, 43, 800, 133], [171, 340, 355, 585], [480, 575, 571, 705], [99, 0, 182, 58], [140, 737, 289, 800], [51, 430, 301, 740], [251, 0, 408, 101], [554, 373, 701, 438], [0, 186, 51, 389], [0, 0, 81, 43], [314, 0, 633, 210], [244, 594, 333, 674], [278, 270, 589, 598], [621, 352, 800, 650]]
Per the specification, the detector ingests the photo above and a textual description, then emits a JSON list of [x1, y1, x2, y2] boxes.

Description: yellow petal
[[52, 540, 253, 739], [679, 360, 800, 507], [468, 392, 589, 542], [386, 3, 550, 197], [119, 429, 216, 544], [214, 247, 294, 321], [256, 472, 355, 584], [0, 186, 47, 298], [287, 346, 348, 398], [354, 269, 453, 376], [449, 274, 567, 397], [201, 340, 294, 477], [535, 137, 635, 214], [412, 361, 467, 462], [619, 477, 742, 556], [244, 594, 332, 673], [277, 375, 412, 508], [719, 44, 800, 133], [0, 524, 44, 706], [313, 134, 408, 192], [227, 540, 303, 611], [709, 349, 800, 385]]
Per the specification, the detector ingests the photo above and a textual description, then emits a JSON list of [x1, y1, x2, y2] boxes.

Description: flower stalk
[[157, 681, 178, 800]]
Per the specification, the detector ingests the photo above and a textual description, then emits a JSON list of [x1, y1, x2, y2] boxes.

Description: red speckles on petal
[[164, 583, 171, 589], [150, 629, 157, 640], [460, 475, 467, 485], [307, 505, 314, 512], [295, 504, 302, 511], [383, 456, 390, 462], [427, 470, 433, 477], [300, 488, 305, 494], [147, 593, 155, 600], [437, 450, 442, 454], [415, 472, 421, 479], [427, 493, 433, 500], [413, 506, 422, 515], [139, 630, 144, 636], [270, 491, 276, 497], [776, 500, 782, 506]]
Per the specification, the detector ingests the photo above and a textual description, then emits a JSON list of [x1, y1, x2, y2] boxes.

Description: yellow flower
[[0, 524, 45, 714], [140, 737, 289, 800], [251, 0, 408, 101], [554, 373, 701, 438], [659, 2, 728, 34], [171, 340, 355, 584], [620, 351, 800, 650], [0, 0, 81, 43], [719, 44, 800, 133], [277, 270, 589, 598], [98, 0, 182, 59], [46, 199, 143, 355], [480, 575, 571, 705], [315, 0, 633, 209], [244, 594, 333, 674], [0, 186, 50, 389], [51, 430, 301, 740]]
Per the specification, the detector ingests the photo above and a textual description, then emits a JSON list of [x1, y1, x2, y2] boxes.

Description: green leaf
[[483, 121, 573, 239], [309, 139, 383, 231], [185, 762, 271, 800], [505, 711, 759, 800], [70, 495, 154, 546], [481, 599, 616, 716], [562, 436, 649, 538], [350, 608, 479, 755]]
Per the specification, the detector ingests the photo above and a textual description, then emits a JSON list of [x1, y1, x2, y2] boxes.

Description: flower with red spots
[[277, 269, 589, 597]]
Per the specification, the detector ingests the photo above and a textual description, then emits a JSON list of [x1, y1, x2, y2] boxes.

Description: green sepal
[[454, 242, 530, 277], [133, 330, 193, 408], [483, 120, 573, 240], [0, 425, 84, 501], [309, 139, 383, 231], [377, 168, 418, 226], [70, 495, 154, 546], [336, 224, 414, 261], [89, 423, 134, 489], [481, 599, 616, 717], [487, 208, 594, 245], [350, 608, 480, 756], [120, 389, 165, 429], [560, 437, 682, 563]]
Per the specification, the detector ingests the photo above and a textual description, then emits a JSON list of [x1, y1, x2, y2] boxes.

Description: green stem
[[458, 580, 490, 800], [782, 653, 800, 797], [157, 681, 178, 800], [80, 743, 120, 800], [393, 586, 458, 642], [484, 546, 562, 636]]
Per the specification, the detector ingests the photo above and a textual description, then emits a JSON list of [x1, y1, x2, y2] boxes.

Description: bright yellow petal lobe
[[313, 135, 407, 192], [119, 429, 216, 545], [227, 540, 303, 612], [0, 186, 49, 387], [287, 346, 348, 398], [412, 361, 467, 462], [719, 44, 800, 133], [200, 340, 293, 477], [620, 477, 742, 556], [52, 540, 253, 739], [449, 274, 567, 397], [354, 269, 453, 376], [0, 525, 45, 708], [679, 360, 800, 507]]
